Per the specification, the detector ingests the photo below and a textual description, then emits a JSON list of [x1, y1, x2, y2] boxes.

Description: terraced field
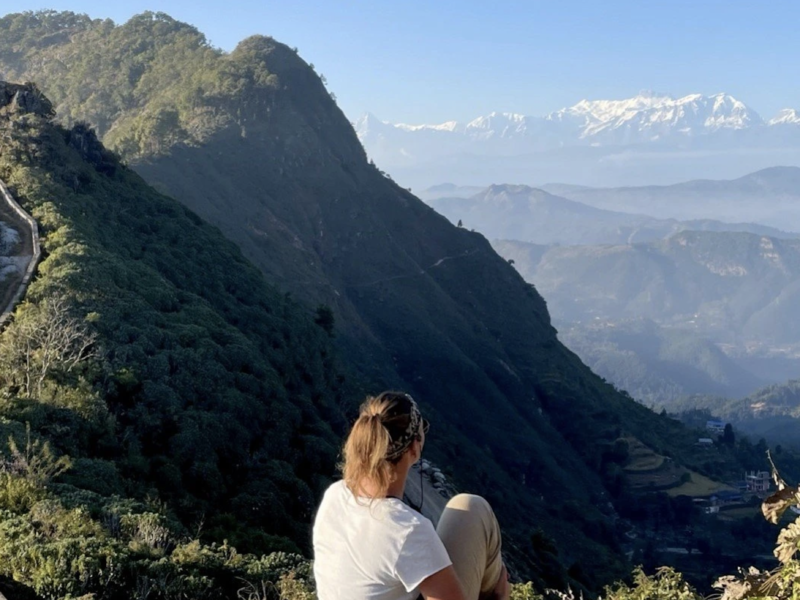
[[622, 437, 736, 497], [665, 471, 736, 497]]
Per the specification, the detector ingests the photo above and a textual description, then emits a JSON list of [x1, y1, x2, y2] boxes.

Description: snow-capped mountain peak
[[464, 112, 532, 139], [352, 112, 387, 136], [394, 120, 462, 133], [542, 92, 760, 139], [705, 93, 759, 129], [352, 112, 460, 136], [769, 108, 800, 126], [353, 92, 800, 162]]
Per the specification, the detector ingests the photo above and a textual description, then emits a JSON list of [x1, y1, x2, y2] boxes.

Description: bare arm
[[419, 565, 467, 600]]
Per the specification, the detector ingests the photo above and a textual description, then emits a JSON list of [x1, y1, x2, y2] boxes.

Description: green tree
[[722, 423, 735, 446], [314, 305, 335, 337]]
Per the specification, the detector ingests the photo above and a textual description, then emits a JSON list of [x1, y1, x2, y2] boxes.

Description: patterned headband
[[385, 395, 422, 461]]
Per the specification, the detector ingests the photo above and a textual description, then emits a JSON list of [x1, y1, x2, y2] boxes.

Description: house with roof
[[709, 490, 744, 506], [745, 471, 771, 493]]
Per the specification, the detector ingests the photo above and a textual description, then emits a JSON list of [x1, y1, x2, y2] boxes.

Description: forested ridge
[[0, 81, 345, 598]]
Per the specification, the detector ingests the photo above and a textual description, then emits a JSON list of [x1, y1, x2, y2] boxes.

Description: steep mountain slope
[[0, 11, 722, 585], [546, 167, 800, 229], [431, 184, 794, 246], [0, 82, 345, 598]]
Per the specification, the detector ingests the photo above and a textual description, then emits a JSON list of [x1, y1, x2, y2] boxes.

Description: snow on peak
[[465, 112, 532, 139], [394, 120, 462, 133], [355, 92, 781, 150], [769, 108, 800, 126], [544, 92, 760, 138], [352, 112, 388, 141], [703, 93, 759, 130], [353, 112, 465, 142]]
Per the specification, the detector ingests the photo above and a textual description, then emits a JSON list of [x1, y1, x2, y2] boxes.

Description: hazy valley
[[430, 181, 796, 246], [418, 171, 800, 452]]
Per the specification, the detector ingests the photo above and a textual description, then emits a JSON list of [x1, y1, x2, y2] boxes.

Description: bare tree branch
[[0, 292, 98, 398]]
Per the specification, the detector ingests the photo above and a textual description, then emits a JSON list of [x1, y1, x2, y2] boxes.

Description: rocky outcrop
[[67, 122, 118, 175], [0, 81, 55, 118]]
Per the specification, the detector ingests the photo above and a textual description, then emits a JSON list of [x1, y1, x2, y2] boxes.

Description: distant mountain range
[[358, 92, 788, 146], [494, 231, 800, 347], [356, 93, 800, 188], [425, 170, 800, 404], [541, 166, 800, 230], [428, 182, 795, 246]]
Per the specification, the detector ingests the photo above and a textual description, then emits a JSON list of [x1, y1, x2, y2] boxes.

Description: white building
[[745, 471, 771, 493]]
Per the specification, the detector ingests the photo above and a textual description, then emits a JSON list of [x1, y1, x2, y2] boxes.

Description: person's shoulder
[[391, 503, 443, 556], [385, 500, 433, 532], [321, 479, 348, 502], [317, 479, 347, 510], [325, 479, 347, 494]]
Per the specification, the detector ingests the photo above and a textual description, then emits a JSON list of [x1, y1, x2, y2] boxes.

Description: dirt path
[[349, 248, 481, 289], [0, 178, 40, 327]]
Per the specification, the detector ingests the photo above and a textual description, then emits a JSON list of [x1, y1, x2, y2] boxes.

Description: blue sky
[[17, 0, 800, 123]]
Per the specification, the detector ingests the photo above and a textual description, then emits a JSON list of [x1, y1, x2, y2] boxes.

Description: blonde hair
[[342, 392, 419, 499]]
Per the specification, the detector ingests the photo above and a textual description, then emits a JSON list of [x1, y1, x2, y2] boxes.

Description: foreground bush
[[0, 433, 315, 600]]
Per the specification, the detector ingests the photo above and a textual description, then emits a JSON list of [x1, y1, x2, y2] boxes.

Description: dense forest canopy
[[0, 11, 293, 158], [0, 81, 349, 598]]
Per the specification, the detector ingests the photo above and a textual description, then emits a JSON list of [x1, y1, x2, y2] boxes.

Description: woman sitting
[[313, 391, 510, 600]]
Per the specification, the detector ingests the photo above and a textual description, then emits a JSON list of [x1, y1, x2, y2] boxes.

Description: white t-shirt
[[313, 480, 452, 600]]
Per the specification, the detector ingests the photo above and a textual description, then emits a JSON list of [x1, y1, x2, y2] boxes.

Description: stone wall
[[0, 178, 41, 326]]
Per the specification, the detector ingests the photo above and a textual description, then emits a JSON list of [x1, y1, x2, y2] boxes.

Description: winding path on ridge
[[348, 248, 481, 289], [0, 178, 40, 327]]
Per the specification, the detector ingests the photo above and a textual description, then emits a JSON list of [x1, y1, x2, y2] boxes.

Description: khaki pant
[[436, 494, 504, 600]]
